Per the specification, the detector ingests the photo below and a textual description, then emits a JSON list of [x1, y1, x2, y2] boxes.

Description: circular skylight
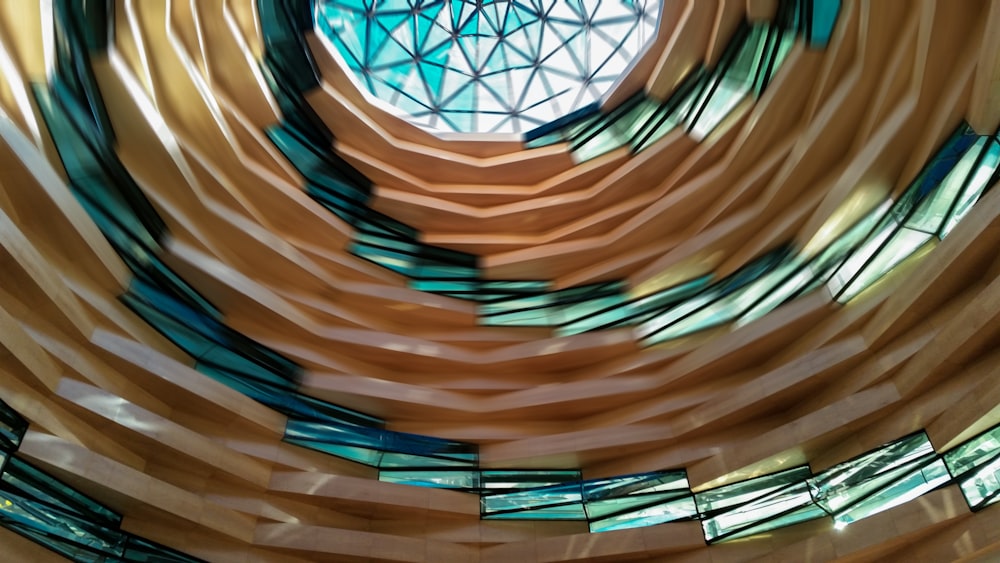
[[315, 0, 661, 134]]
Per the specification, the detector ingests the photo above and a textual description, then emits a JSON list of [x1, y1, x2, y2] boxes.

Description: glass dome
[[315, 0, 661, 134]]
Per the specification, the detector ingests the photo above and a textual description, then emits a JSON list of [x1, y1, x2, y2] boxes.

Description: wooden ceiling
[[0, 0, 999, 560]]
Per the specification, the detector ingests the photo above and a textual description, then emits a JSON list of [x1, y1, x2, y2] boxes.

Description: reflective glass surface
[[315, 0, 661, 133], [0, 396, 200, 562]]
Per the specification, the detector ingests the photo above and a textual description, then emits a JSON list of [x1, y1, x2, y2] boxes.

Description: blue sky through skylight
[[315, 0, 661, 134]]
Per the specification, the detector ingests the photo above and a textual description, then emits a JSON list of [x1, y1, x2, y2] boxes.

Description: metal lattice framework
[[315, 0, 661, 133]]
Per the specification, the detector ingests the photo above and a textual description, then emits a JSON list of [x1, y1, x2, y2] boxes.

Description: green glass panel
[[717, 503, 827, 542], [944, 425, 1000, 478], [654, 255, 804, 340], [0, 399, 27, 452], [701, 479, 816, 542], [639, 249, 787, 345], [0, 489, 125, 555], [284, 437, 383, 466], [906, 136, 989, 234], [589, 495, 698, 532], [582, 471, 689, 501], [684, 25, 763, 139], [481, 470, 581, 491], [695, 466, 811, 513], [379, 470, 479, 490], [942, 138, 1000, 237], [636, 290, 721, 343], [480, 293, 557, 325], [122, 536, 206, 562], [2, 522, 112, 562], [379, 452, 477, 469], [0, 457, 121, 526], [954, 456, 1000, 510], [944, 424, 1000, 510], [571, 97, 662, 162], [833, 459, 950, 527], [834, 227, 933, 302], [483, 503, 588, 520], [482, 483, 583, 515], [585, 491, 693, 520], [810, 433, 936, 514]]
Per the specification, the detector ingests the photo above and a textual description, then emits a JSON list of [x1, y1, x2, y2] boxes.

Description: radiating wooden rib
[[968, 0, 1000, 134], [18, 431, 259, 542], [0, 2, 998, 560], [647, 0, 716, 100]]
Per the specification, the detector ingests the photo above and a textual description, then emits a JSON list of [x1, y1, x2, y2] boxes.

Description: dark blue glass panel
[[804, 0, 841, 47], [523, 102, 602, 143], [284, 420, 477, 469], [122, 535, 206, 562], [0, 457, 120, 527], [0, 399, 27, 453], [123, 278, 301, 389]]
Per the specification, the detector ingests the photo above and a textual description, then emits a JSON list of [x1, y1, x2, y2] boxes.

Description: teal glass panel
[[480, 282, 625, 328], [379, 470, 480, 490], [833, 226, 933, 302], [682, 24, 763, 139], [699, 472, 818, 543], [0, 399, 27, 452], [588, 494, 698, 532], [380, 451, 477, 469], [122, 281, 300, 389], [945, 425, 1000, 478], [51, 0, 115, 143], [481, 470, 582, 492], [350, 240, 421, 277], [906, 136, 990, 234], [480, 293, 558, 327], [629, 70, 707, 154], [804, 0, 841, 47], [284, 420, 477, 469], [0, 489, 125, 556], [556, 293, 630, 335], [945, 425, 1000, 510], [809, 433, 937, 514], [718, 503, 827, 542], [0, 523, 112, 563], [268, 126, 369, 195], [121, 536, 206, 562], [0, 457, 121, 526], [653, 255, 805, 340], [284, 421, 384, 466], [639, 249, 788, 345], [524, 103, 603, 146], [683, 22, 795, 140], [833, 458, 950, 528], [740, 201, 890, 323], [941, 137, 1000, 237], [695, 467, 811, 514], [32, 86, 165, 252], [587, 491, 691, 520], [484, 504, 589, 520], [571, 96, 663, 162], [482, 483, 583, 516], [258, 0, 321, 93], [582, 471, 690, 502], [197, 364, 384, 430]]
